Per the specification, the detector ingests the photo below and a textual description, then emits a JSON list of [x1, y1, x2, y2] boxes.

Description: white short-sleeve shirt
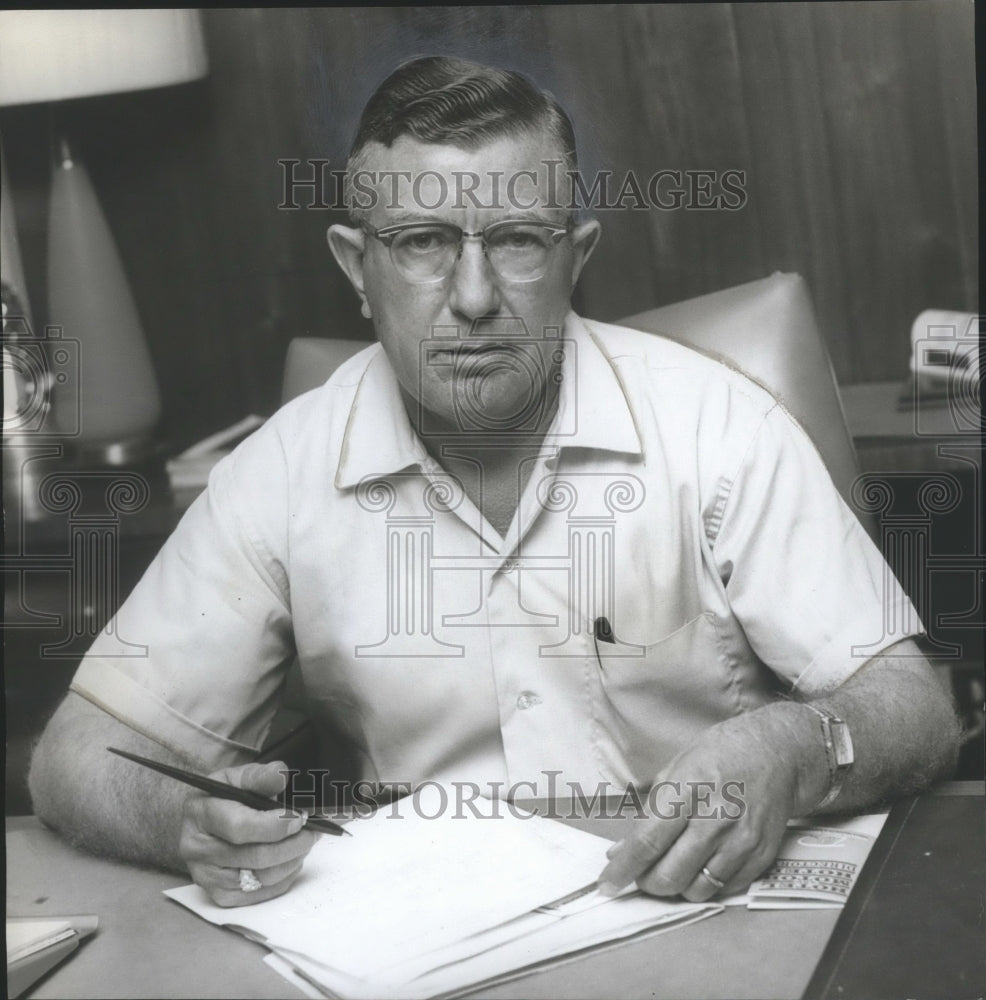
[[72, 314, 920, 795]]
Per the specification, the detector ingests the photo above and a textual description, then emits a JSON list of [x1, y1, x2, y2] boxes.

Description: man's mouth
[[429, 342, 520, 365], [426, 342, 537, 388]]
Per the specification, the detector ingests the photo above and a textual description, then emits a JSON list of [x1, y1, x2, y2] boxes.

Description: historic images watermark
[[2, 316, 81, 439], [352, 314, 646, 659], [279, 771, 748, 822], [848, 313, 984, 664], [414, 317, 575, 440], [278, 159, 748, 213], [2, 314, 150, 659]]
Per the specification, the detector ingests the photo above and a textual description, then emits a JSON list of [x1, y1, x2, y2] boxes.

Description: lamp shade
[[0, 9, 207, 106]]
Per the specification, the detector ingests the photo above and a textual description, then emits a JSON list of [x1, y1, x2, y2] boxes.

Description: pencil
[[106, 746, 350, 836]]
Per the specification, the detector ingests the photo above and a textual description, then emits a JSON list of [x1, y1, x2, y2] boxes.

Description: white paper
[[263, 953, 333, 999], [166, 790, 613, 980], [165, 789, 719, 998], [6, 919, 75, 963], [284, 895, 720, 1000], [742, 811, 889, 909]]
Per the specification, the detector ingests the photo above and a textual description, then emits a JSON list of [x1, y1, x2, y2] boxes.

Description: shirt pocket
[[591, 612, 740, 781]]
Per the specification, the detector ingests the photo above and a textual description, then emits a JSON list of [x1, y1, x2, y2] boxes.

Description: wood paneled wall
[[2, 3, 976, 450]]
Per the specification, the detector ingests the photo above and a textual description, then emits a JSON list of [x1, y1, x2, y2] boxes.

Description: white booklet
[[722, 811, 890, 910], [164, 787, 720, 999]]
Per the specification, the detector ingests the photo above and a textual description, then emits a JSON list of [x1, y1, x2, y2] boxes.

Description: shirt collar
[[334, 348, 430, 489], [334, 312, 642, 490], [550, 312, 643, 455]]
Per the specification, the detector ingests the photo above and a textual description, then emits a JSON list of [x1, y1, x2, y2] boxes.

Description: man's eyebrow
[[377, 211, 436, 225]]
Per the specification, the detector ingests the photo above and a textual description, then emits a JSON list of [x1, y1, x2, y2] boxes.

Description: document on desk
[[164, 788, 720, 1000], [723, 811, 890, 910]]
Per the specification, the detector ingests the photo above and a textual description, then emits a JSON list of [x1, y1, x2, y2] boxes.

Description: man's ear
[[327, 224, 371, 319], [568, 219, 602, 288]]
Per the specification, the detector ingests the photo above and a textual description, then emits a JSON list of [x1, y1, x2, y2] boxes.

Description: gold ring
[[699, 865, 725, 891]]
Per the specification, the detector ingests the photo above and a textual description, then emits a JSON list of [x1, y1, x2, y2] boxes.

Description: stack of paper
[[6, 915, 99, 998], [166, 792, 891, 997], [165, 789, 720, 999]]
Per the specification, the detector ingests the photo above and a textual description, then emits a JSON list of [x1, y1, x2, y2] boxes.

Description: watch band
[[799, 703, 854, 810]]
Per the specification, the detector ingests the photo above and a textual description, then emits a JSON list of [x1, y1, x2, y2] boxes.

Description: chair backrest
[[281, 336, 371, 404], [620, 272, 859, 504], [281, 272, 859, 503]]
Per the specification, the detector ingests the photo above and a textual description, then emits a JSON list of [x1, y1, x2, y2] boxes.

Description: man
[[30, 56, 959, 909]]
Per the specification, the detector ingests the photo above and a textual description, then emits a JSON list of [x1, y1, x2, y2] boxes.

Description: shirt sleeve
[[709, 401, 923, 696], [70, 424, 295, 770]]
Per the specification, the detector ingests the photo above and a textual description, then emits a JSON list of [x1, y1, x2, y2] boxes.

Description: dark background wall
[[2, 3, 976, 452]]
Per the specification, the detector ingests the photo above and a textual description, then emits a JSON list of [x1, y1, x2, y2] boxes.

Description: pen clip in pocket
[[594, 616, 615, 644], [592, 616, 646, 661]]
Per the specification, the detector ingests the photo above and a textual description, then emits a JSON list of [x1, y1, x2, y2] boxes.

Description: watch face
[[829, 720, 854, 766]]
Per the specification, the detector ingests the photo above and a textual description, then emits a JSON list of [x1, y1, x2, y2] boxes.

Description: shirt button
[[502, 558, 519, 573], [516, 691, 541, 710]]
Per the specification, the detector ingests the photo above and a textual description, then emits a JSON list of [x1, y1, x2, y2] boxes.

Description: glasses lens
[[486, 223, 558, 281], [390, 225, 458, 282]]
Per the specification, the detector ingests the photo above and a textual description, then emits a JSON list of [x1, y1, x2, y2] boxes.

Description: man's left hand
[[599, 708, 824, 901]]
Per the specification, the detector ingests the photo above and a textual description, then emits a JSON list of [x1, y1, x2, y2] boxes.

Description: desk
[[840, 379, 981, 474], [7, 784, 983, 1000], [841, 380, 984, 779]]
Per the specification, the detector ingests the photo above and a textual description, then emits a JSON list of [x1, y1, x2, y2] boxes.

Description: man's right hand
[[178, 760, 319, 907]]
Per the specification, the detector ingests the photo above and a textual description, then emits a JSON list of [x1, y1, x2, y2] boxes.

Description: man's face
[[328, 133, 600, 438]]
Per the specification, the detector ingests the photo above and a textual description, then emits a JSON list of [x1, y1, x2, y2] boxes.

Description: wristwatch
[[799, 703, 854, 810]]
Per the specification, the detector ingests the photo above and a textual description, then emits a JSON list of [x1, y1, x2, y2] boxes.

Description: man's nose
[[447, 239, 501, 320]]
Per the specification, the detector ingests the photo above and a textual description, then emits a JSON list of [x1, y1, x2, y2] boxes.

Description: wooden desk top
[[7, 816, 837, 1000], [8, 785, 984, 1000], [6, 818, 297, 999], [839, 380, 981, 474], [839, 380, 980, 441]]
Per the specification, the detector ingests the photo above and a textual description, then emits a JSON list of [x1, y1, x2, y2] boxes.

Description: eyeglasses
[[363, 219, 572, 284]]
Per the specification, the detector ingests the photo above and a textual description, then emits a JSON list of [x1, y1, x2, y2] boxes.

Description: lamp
[[0, 10, 208, 464]]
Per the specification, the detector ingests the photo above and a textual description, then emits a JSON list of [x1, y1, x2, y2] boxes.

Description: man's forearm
[[28, 692, 246, 871], [794, 638, 962, 814], [600, 638, 962, 899]]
